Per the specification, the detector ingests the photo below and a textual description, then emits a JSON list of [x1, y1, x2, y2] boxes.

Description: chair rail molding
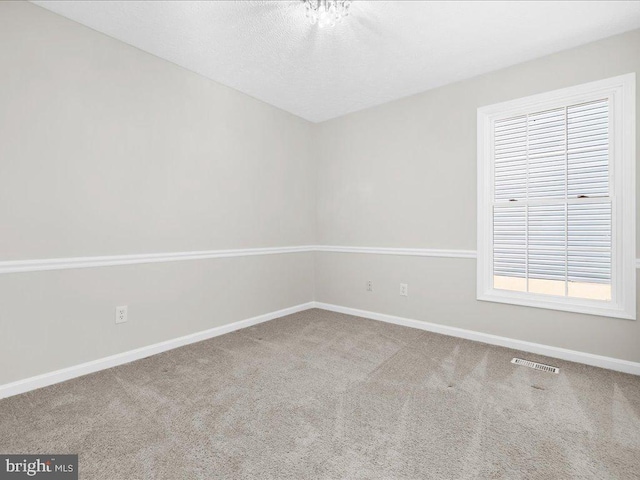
[[1, 245, 639, 274], [0, 246, 315, 274], [314, 245, 477, 258]]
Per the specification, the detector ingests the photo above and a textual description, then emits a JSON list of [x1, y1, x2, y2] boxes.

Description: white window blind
[[493, 100, 611, 298], [477, 74, 635, 320]]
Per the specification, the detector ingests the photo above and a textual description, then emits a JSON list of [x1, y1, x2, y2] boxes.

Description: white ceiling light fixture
[[304, 0, 351, 28]]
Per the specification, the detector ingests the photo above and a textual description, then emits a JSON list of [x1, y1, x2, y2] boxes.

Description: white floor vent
[[511, 358, 559, 374]]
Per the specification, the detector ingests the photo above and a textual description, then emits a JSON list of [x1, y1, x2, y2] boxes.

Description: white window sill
[[477, 289, 636, 320]]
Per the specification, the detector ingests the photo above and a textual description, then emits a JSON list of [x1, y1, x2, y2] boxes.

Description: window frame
[[477, 74, 636, 320]]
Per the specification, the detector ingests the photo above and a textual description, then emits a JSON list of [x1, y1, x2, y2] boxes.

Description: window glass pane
[[567, 100, 608, 198], [528, 108, 566, 200], [493, 205, 526, 291], [527, 204, 566, 297], [494, 116, 527, 201], [567, 202, 611, 300]]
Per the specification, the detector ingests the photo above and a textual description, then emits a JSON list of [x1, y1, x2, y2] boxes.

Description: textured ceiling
[[32, 1, 640, 123]]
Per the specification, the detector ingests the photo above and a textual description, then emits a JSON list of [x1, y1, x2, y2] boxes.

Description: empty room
[[1, 1, 640, 478]]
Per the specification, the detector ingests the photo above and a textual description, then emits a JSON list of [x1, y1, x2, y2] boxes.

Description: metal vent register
[[511, 357, 560, 374]]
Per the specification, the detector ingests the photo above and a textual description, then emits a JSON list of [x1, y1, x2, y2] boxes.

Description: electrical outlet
[[400, 283, 408, 296], [366, 280, 373, 292], [115, 306, 128, 324]]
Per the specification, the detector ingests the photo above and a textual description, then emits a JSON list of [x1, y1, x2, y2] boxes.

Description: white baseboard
[[0, 302, 315, 400], [3, 300, 638, 400], [313, 302, 640, 376]]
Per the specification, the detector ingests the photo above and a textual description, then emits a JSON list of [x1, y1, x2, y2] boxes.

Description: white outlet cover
[[400, 284, 408, 296], [115, 306, 128, 324]]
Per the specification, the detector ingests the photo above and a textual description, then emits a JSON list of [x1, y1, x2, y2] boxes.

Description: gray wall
[[0, 2, 315, 385], [1, 2, 315, 259], [314, 29, 640, 363]]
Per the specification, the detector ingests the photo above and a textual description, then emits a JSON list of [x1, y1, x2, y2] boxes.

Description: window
[[477, 74, 635, 319]]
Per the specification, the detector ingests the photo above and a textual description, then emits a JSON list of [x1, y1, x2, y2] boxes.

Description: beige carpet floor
[[1, 308, 640, 479]]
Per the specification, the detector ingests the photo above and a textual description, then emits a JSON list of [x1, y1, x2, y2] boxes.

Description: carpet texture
[[1, 308, 640, 479]]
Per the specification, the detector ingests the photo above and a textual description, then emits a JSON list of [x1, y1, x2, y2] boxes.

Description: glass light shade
[[304, 0, 351, 28]]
